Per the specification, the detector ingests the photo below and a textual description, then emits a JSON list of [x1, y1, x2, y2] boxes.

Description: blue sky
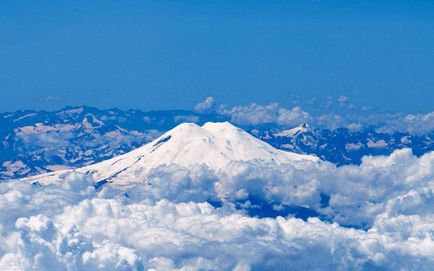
[[1, 1, 434, 113]]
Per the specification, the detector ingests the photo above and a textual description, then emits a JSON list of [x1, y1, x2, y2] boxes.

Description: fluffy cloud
[[201, 97, 434, 133], [194, 97, 216, 113], [219, 103, 312, 127], [337, 95, 355, 109], [1, 149, 434, 270], [374, 112, 434, 134], [318, 111, 434, 134]]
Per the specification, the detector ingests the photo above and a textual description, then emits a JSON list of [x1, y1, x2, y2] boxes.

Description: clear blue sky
[[1, 1, 434, 113]]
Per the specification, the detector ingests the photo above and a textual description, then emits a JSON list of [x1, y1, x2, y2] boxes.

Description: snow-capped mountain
[[275, 123, 316, 138], [2, 106, 434, 180], [25, 122, 318, 187], [0, 106, 224, 179], [254, 123, 434, 165]]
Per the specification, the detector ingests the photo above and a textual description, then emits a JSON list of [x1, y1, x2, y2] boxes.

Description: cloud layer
[[1, 147, 434, 270], [195, 96, 434, 133], [219, 103, 312, 127]]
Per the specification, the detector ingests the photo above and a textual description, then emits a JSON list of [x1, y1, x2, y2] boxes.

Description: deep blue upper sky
[[1, 1, 434, 113]]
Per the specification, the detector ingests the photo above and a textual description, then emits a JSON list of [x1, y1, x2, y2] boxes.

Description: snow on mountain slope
[[4, 106, 434, 180], [24, 122, 318, 187], [276, 123, 313, 137]]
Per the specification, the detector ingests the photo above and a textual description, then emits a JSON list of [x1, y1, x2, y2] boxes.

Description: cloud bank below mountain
[[1, 147, 434, 270]]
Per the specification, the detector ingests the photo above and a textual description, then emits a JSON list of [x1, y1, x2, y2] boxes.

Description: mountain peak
[[299, 123, 311, 129], [167, 122, 201, 133], [163, 121, 245, 144], [276, 123, 315, 137], [202, 121, 236, 128], [171, 121, 239, 132], [26, 122, 318, 187]]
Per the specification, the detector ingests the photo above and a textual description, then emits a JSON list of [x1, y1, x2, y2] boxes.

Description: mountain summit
[[25, 122, 318, 187], [276, 123, 316, 137]]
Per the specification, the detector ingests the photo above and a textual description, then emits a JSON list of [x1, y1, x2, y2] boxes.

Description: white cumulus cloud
[[1, 149, 434, 270], [194, 97, 216, 113], [219, 103, 312, 126]]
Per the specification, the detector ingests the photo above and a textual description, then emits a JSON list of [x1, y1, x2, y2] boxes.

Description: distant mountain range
[[1, 106, 434, 180], [252, 123, 434, 165]]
